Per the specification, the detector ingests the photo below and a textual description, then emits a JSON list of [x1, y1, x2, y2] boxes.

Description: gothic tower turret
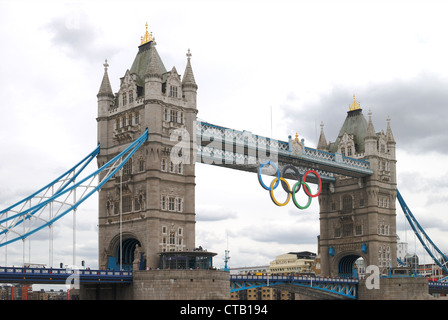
[[96, 24, 199, 270], [97, 60, 114, 147], [318, 96, 397, 277]]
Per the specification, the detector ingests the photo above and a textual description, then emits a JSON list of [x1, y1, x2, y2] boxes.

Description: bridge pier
[[79, 283, 133, 300], [78, 270, 229, 300], [357, 277, 433, 300], [132, 270, 229, 300]]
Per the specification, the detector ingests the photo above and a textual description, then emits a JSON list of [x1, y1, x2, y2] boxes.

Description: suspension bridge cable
[[0, 129, 148, 249], [397, 189, 448, 277]]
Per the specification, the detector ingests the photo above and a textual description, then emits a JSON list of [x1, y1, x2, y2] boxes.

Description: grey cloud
[[241, 221, 319, 246], [282, 72, 448, 154], [45, 9, 119, 64], [196, 205, 237, 222]]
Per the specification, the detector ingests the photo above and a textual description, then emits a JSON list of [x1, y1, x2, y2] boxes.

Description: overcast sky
[[1, 0, 448, 272]]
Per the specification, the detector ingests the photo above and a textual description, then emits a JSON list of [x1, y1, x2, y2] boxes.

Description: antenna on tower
[[223, 234, 230, 272]]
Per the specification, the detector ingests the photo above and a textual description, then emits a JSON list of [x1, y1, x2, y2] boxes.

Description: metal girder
[[397, 190, 448, 277], [196, 121, 373, 180], [230, 275, 358, 299], [0, 129, 148, 248]]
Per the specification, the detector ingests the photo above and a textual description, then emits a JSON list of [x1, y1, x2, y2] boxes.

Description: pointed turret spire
[[182, 49, 198, 89], [97, 59, 114, 98], [145, 42, 163, 78], [386, 116, 396, 144], [365, 109, 376, 138], [317, 121, 328, 151]]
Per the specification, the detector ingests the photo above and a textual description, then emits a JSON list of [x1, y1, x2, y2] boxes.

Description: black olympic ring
[[257, 161, 322, 209]]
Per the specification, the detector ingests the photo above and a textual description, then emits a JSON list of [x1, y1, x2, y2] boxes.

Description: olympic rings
[[258, 161, 280, 190], [257, 161, 322, 210], [270, 177, 291, 206]]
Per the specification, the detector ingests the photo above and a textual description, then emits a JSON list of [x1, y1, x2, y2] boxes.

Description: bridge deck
[[196, 121, 373, 181], [0, 266, 133, 284]]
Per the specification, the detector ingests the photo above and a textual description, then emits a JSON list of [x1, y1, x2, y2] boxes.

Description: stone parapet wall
[[132, 269, 230, 300], [358, 277, 433, 300]]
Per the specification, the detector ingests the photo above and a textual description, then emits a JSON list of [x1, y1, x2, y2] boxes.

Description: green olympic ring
[[258, 161, 322, 210]]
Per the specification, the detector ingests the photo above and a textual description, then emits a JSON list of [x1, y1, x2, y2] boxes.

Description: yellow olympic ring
[[258, 161, 322, 210], [269, 177, 291, 206]]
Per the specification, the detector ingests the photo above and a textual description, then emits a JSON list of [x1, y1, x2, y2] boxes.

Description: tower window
[[177, 198, 183, 212], [161, 196, 166, 210], [360, 199, 365, 207], [139, 158, 145, 172], [342, 223, 353, 237], [331, 201, 336, 211], [347, 147, 352, 156], [135, 112, 140, 125], [123, 160, 132, 175], [342, 196, 352, 211], [129, 90, 134, 103], [170, 86, 178, 98], [122, 93, 127, 106], [134, 198, 141, 211], [168, 197, 175, 211], [170, 110, 177, 123], [334, 227, 341, 238], [122, 195, 132, 213]]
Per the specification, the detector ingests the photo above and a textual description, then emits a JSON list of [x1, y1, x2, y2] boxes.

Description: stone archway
[[337, 254, 364, 278], [107, 234, 143, 271]]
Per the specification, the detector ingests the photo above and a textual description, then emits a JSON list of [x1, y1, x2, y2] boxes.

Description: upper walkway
[[196, 121, 373, 182], [0, 266, 133, 284]]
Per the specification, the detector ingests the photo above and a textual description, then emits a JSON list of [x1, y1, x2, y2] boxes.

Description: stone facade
[[317, 103, 397, 277], [96, 32, 198, 270], [132, 270, 230, 300], [358, 278, 432, 300]]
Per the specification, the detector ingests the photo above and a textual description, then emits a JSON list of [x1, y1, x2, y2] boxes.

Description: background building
[[268, 251, 316, 275]]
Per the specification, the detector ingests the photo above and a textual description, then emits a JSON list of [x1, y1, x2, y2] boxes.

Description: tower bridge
[[0, 24, 447, 300]]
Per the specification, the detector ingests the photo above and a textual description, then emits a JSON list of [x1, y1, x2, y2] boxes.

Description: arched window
[[122, 93, 127, 106], [342, 195, 352, 211]]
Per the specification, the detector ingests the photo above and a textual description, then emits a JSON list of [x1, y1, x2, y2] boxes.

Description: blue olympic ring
[[257, 161, 322, 209]]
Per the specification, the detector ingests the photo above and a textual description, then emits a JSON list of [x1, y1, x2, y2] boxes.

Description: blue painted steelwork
[[397, 258, 406, 266], [397, 190, 448, 278], [196, 120, 373, 179], [0, 145, 100, 228], [0, 129, 148, 247], [230, 274, 358, 299], [428, 281, 448, 292], [0, 266, 132, 284]]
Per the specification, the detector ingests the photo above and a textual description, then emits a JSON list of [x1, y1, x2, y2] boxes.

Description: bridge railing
[[230, 274, 358, 284], [0, 266, 133, 283], [196, 121, 373, 176]]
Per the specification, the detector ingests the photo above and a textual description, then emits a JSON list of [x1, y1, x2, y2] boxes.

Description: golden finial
[[348, 94, 361, 111], [140, 22, 154, 45], [295, 133, 300, 142]]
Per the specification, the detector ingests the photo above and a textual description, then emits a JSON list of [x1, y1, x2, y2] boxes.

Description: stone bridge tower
[[317, 95, 397, 277], [96, 24, 198, 270]]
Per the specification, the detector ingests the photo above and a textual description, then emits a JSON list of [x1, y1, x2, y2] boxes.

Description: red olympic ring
[[258, 161, 322, 209], [302, 169, 322, 198]]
